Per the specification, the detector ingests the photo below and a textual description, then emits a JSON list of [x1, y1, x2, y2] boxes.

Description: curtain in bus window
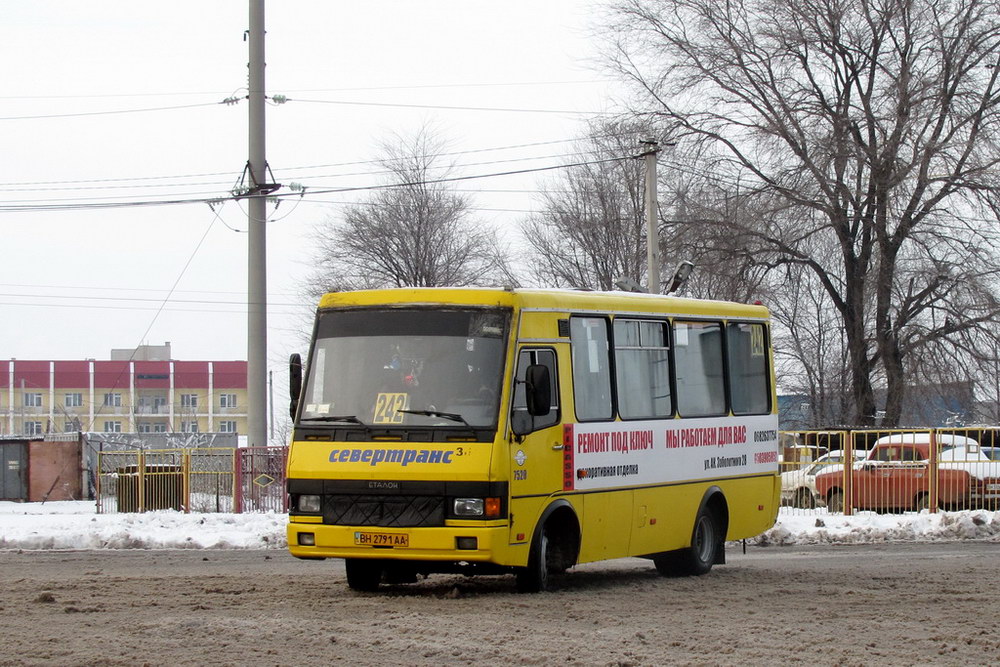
[[726, 322, 770, 415], [570, 317, 613, 421], [673, 321, 726, 417], [614, 319, 671, 419]]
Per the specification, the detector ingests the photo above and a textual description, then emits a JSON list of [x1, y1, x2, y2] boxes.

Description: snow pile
[[756, 508, 1000, 545], [2, 501, 1000, 551], [0, 501, 286, 550]]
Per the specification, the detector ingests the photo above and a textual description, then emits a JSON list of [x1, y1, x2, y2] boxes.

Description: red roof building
[[1, 344, 247, 436]]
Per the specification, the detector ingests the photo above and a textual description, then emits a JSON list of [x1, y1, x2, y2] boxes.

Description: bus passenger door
[[508, 347, 564, 545]]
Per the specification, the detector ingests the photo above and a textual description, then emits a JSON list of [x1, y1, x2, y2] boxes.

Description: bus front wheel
[[516, 525, 552, 593], [654, 506, 721, 577], [345, 558, 383, 592]]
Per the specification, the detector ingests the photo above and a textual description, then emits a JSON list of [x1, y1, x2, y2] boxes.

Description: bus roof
[[317, 287, 770, 319]]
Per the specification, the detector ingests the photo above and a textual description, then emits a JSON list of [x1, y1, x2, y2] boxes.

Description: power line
[[0, 291, 305, 306], [0, 102, 223, 121], [277, 80, 608, 93], [0, 301, 300, 315], [0, 169, 245, 189], [288, 97, 611, 116], [272, 138, 589, 175], [0, 282, 300, 297], [0, 79, 605, 101], [294, 197, 537, 214], [274, 149, 607, 188], [0, 153, 638, 213], [0, 136, 598, 189], [287, 154, 638, 198], [0, 179, 239, 194], [0, 188, 241, 206], [0, 87, 612, 121], [0, 148, 597, 196]]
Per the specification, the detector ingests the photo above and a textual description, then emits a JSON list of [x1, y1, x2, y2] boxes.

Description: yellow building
[[1, 344, 247, 436]]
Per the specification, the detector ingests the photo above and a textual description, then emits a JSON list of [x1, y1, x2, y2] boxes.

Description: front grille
[[323, 494, 445, 527]]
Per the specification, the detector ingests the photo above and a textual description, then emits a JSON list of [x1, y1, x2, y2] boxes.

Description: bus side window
[[570, 316, 613, 421], [511, 349, 560, 434], [674, 321, 726, 417], [727, 322, 771, 415], [614, 319, 672, 419]]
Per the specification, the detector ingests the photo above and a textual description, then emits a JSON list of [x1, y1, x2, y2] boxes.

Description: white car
[[780, 450, 867, 508], [939, 443, 1000, 508]]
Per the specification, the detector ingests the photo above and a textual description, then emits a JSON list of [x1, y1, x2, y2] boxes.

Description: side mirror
[[289, 353, 303, 419], [525, 364, 551, 417]]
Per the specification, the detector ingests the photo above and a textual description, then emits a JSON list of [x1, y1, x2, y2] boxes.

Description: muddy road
[[1, 543, 998, 666]]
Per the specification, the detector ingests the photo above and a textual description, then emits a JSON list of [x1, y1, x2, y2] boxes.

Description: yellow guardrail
[[779, 428, 1000, 516], [96, 448, 235, 514]]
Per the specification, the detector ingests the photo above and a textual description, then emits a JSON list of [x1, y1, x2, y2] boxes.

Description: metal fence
[[235, 446, 288, 514], [96, 446, 287, 514], [779, 427, 1000, 516], [95, 430, 998, 516]]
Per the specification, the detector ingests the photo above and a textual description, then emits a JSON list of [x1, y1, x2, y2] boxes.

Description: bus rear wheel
[[345, 558, 383, 592], [654, 506, 721, 577]]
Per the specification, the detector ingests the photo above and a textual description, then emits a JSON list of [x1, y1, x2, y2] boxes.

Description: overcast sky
[[2, 1, 617, 370]]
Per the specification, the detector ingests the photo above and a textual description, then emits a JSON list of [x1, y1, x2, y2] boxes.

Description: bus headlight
[[298, 494, 322, 513], [453, 498, 484, 516]]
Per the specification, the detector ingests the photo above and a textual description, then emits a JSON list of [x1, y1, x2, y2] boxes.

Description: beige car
[[780, 450, 866, 509]]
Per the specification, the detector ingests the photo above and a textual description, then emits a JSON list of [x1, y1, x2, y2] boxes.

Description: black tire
[[516, 525, 551, 593], [653, 550, 682, 576], [653, 505, 721, 577], [345, 558, 383, 592], [827, 489, 844, 514], [794, 488, 816, 509], [914, 493, 930, 512]]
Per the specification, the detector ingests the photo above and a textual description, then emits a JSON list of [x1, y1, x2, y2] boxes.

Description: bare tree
[[664, 174, 779, 302], [769, 260, 855, 426], [522, 119, 651, 291], [607, 0, 1000, 425], [309, 127, 516, 297]]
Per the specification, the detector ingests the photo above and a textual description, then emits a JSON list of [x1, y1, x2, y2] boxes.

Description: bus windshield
[[299, 307, 510, 429]]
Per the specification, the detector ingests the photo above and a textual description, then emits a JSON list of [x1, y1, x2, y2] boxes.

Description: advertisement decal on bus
[[564, 415, 779, 491]]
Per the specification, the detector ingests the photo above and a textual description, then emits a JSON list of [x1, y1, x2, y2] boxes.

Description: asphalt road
[[1, 542, 998, 665]]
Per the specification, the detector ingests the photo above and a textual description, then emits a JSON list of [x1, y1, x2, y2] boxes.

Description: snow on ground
[[0, 501, 286, 550], [761, 508, 1000, 545], [2, 501, 1000, 550]]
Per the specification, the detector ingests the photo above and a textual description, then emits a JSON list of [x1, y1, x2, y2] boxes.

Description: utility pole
[[247, 0, 271, 448], [641, 139, 660, 294]]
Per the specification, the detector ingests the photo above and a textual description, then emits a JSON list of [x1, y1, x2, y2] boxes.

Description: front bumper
[[287, 521, 510, 563]]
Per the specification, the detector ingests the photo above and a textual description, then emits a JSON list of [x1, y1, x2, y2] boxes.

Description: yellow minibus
[[286, 287, 780, 591]]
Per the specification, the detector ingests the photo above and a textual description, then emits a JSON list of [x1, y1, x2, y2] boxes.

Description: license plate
[[986, 483, 1000, 491], [354, 531, 409, 547]]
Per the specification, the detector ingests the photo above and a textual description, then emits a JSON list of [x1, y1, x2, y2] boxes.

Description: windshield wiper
[[398, 409, 475, 430], [299, 415, 364, 424]]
